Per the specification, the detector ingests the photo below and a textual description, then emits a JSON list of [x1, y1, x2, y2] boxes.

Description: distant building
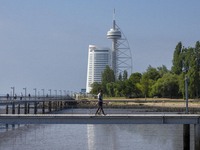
[[86, 45, 111, 93], [81, 89, 86, 93]]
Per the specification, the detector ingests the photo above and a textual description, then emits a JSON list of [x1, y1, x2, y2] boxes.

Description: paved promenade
[[0, 113, 200, 124]]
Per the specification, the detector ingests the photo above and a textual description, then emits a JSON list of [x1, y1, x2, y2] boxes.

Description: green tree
[[174, 42, 200, 98], [150, 73, 180, 98], [128, 72, 142, 97], [123, 70, 128, 81], [179, 74, 184, 96], [90, 82, 102, 94], [106, 82, 115, 97], [114, 80, 125, 97], [101, 66, 115, 95], [188, 49, 196, 98], [118, 72, 122, 81], [129, 72, 142, 84], [187, 42, 200, 98], [102, 66, 115, 84], [171, 42, 183, 75], [146, 65, 160, 81], [192, 41, 200, 98], [157, 65, 169, 77], [140, 66, 161, 98], [140, 73, 151, 98], [123, 79, 135, 97]]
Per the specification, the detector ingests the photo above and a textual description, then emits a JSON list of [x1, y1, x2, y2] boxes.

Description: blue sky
[[0, 0, 200, 95]]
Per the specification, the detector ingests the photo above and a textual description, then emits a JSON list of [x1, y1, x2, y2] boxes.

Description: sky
[[0, 0, 200, 95]]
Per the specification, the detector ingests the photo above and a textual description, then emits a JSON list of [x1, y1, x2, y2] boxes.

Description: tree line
[[90, 41, 200, 99]]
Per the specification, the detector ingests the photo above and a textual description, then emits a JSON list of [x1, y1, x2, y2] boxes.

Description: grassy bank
[[76, 98, 200, 113]]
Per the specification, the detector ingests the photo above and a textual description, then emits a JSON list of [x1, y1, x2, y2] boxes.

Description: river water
[[0, 109, 195, 150]]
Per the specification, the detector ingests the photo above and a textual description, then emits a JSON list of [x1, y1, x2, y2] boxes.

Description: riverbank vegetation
[[90, 41, 200, 99]]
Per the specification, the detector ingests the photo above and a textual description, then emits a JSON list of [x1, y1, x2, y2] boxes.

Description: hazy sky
[[0, 0, 200, 95]]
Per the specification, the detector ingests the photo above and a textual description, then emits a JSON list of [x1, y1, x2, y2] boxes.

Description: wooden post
[[57, 101, 60, 110], [53, 101, 55, 111], [6, 105, 9, 114], [12, 102, 15, 114], [60, 101, 63, 110], [27, 103, 30, 114], [34, 102, 37, 114], [18, 104, 20, 114], [24, 102, 27, 114], [48, 101, 52, 112], [56, 102, 58, 111], [183, 124, 190, 150], [64, 101, 67, 108], [195, 124, 200, 150], [54, 102, 57, 111], [42, 101, 45, 114]]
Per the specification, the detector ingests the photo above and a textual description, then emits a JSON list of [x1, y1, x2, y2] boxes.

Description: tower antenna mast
[[113, 9, 116, 29], [107, 10, 133, 78]]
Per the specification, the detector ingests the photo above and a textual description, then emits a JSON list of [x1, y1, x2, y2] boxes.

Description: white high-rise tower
[[86, 45, 111, 93], [107, 10, 132, 78]]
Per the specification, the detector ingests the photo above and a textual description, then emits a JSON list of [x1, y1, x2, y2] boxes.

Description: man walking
[[95, 90, 106, 115]]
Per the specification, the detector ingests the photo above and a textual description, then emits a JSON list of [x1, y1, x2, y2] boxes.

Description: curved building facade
[[86, 45, 111, 93]]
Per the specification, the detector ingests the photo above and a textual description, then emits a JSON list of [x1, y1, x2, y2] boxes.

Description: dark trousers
[[95, 102, 105, 114]]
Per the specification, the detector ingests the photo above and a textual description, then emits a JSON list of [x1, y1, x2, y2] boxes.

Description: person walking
[[95, 90, 106, 115]]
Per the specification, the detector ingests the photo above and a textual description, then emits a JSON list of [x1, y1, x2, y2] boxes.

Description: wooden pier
[[0, 97, 77, 114]]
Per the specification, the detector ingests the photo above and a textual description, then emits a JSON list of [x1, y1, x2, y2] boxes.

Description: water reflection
[[87, 125, 95, 150], [86, 124, 189, 150], [0, 124, 194, 150]]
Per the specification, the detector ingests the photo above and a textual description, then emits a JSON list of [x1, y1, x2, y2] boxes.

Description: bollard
[[183, 124, 190, 150]]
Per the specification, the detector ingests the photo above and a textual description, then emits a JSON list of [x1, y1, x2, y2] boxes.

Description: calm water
[[0, 109, 195, 150]]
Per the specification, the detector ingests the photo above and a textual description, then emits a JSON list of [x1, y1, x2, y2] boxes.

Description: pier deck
[[0, 113, 200, 124]]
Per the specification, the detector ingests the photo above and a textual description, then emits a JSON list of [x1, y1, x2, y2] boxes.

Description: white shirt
[[97, 92, 103, 102]]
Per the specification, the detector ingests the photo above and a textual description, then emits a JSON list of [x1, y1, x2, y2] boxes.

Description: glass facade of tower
[[86, 45, 111, 93]]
